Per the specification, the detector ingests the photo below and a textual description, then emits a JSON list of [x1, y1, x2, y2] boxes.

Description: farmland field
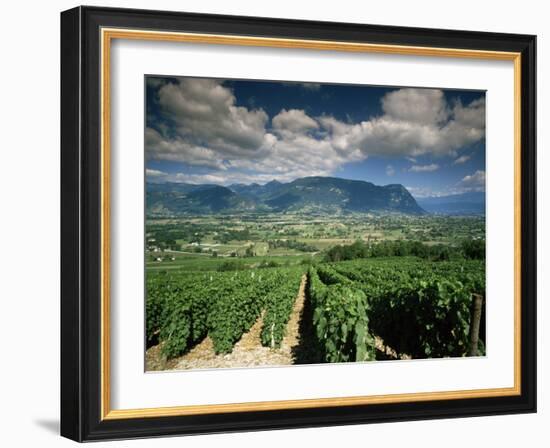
[[145, 214, 486, 371]]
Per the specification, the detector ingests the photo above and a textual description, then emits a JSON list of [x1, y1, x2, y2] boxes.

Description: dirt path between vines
[[146, 274, 308, 371], [374, 336, 412, 360]]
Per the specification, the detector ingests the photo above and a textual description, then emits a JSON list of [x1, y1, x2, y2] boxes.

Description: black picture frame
[[61, 5, 536, 442]]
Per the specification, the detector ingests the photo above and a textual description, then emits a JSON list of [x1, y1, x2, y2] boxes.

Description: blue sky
[[145, 76, 486, 198]]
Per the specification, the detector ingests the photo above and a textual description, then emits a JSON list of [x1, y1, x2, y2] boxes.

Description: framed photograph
[[60, 6, 536, 442]]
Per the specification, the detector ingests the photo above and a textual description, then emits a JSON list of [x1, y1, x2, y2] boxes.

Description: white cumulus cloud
[[146, 80, 485, 185], [458, 170, 486, 191], [272, 109, 319, 138], [319, 88, 485, 159], [408, 163, 440, 172], [454, 154, 471, 164], [155, 78, 271, 158]]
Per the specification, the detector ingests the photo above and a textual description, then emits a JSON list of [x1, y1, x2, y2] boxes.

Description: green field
[[147, 256, 485, 363], [146, 213, 484, 273], [145, 213, 486, 365]]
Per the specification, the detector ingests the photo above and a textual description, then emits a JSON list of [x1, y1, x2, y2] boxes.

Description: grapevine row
[[146, 268, 303, 358], [307, 268, 376, 363], [309, 259, 485, 359]]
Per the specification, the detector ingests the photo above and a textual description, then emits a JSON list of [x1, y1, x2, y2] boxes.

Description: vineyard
[[146, 267, 303, 359], [309, 258, 486, 360], [146, 257, 485, 368]]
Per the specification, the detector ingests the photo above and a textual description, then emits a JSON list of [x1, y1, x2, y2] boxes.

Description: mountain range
[[146, 176, 426, 216], [416, 191, 485, 215]]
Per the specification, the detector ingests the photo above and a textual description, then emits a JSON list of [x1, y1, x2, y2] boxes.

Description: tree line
[[324, 238, 485, 262]]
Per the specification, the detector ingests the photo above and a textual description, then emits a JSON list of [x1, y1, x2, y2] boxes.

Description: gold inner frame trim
[[100, 27, 522, 421]]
